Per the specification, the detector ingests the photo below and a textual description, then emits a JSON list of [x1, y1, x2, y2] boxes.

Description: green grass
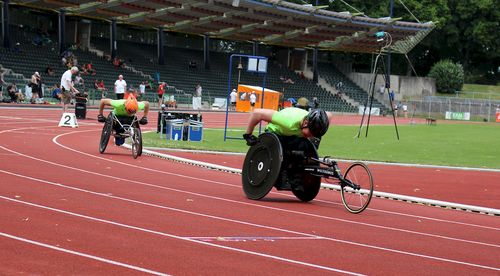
[[440, 84, 500, 100], [144, 123, 500, 169], [462, 84, 500, 94]]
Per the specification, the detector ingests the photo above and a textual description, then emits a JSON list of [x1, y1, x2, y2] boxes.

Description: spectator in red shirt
[[157, 82, 166, 108], [96, 79, 106, 98]]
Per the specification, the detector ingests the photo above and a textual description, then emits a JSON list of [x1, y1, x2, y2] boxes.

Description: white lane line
[[185, 236, 325, 241], [1, 128, 499, 242], [0, 127, 497, 245], [0, 232, 169, 275], [52, 130, 500, 232], [0, 196, 364, 276], [1, 170, 499, 272]]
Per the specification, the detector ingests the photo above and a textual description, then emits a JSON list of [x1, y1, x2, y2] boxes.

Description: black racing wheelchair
[[242, 133, 374, 214], [99, 112, 143, 159]]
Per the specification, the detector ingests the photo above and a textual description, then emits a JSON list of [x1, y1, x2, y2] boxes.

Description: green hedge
[[428, 60, 464, 94]]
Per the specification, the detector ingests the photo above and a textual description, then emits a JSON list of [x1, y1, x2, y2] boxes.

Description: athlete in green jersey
[[97, 95, 150, 145], [243, 107, 332, 146]]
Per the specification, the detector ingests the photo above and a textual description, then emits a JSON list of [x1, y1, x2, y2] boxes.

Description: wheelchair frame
[[99, 112, 143, 159]]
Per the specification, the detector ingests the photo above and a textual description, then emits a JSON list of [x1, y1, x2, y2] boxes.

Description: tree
[[428, 60, 464, 93]]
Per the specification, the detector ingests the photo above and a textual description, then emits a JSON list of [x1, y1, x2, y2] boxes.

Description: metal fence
[[407, 96, 500, 122]]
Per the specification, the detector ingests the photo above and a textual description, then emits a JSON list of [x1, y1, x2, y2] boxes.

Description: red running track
[[0, 107, 499, 275]]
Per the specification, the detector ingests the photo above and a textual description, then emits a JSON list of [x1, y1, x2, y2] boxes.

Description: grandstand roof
[[11, 0, 435, 54]]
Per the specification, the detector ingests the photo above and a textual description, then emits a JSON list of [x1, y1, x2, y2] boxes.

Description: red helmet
[[124, 96, 138, 115]]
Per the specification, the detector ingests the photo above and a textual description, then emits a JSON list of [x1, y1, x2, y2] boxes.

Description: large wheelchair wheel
[[341, 162, 374, 214], [131, 126, 142, 159], [286, 138, 321, 202], [242, 133, 283, 200], [99, 114, 113, 154]]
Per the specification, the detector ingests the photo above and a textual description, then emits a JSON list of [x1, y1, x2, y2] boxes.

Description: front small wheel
[[99, 114, 113, 154], [131, 126, 142, 159], [340, 162, 374, 214]]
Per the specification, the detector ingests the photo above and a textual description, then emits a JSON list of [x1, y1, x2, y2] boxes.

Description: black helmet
[[306, 109, 329, 137]]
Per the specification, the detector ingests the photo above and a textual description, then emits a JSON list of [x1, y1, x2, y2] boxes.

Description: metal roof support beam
[[166, 15, 219, 31], [68, 0, 136, 14], [124, 0, 200, 23], [44, 0, 79, 7], [208, 21, 263, 37], [261, 25, 318, 44]]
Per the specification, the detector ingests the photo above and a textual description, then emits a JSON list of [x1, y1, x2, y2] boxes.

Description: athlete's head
[[124, 95, 138, 115], [302, 109, 329, 138]]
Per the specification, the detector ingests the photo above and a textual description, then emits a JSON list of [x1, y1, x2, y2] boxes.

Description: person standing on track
[[60, 66, 79, 113], [230, 89, 237, 111], [114, 75, 127, 100], [249, 91, 257, 111]]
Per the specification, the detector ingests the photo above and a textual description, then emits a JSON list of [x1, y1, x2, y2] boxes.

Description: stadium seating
[[88, 38, 356, 112], [318, 63, 387, 112], [0, 26, 362, 113]]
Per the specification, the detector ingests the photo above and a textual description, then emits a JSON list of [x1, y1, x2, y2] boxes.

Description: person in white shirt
[[240, 91, 247, 101], [249, 91, 257, 111], [192, 84, 202, 110], [60, 66, 80, 112], [139, 81, 146, 100], [402, 102, 408, 118], [230, 89, 237, 111], [114, 75, 127, 99]]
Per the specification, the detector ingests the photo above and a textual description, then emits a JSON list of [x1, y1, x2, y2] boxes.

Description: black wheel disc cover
[[242, 133, 283, 200]]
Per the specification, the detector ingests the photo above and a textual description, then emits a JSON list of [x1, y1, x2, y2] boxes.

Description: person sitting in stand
[[86, 62, 96, 75], [7, 82, 25, 103], [188, 60, 197, 70], [97, 94, 150, 146], [166, 94, 177, 109], [296, 97, 310, 111], [51, 84, 62, 101], [96, 79, 106, 99], [45, 66, 55, 76]]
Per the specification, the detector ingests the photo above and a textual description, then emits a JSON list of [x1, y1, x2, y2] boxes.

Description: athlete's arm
[[245, 108, 276, 135], [98, 99, 113, 116], [141, 101, 150, 117], [326, 111, 334, 124]]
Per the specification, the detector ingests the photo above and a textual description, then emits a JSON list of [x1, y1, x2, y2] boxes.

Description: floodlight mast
[[356, 31, 400, 140]]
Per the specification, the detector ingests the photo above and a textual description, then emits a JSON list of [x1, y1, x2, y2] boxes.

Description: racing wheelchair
[[99, 112, 143, 159], [242, 133, 374, 214]]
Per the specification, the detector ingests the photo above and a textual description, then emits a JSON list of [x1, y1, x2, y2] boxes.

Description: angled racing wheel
[[279, 136, 321, 202]]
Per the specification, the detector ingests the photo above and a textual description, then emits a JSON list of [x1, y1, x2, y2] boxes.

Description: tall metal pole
[[157, 27, 164, 65], [312, 47, 318, 82], [110, 19, 117, 59], [252, 40, 258, 56], [386, 0, 394, 93], [2, 0, 10, 49], [203, 34, 210, 70], [58, 9, 66, 54]]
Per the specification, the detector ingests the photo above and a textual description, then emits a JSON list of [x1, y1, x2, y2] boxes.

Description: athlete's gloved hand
[[139, 116, 148, 125], [97, 114, 106, 123], [243, 133, 258, 146]]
